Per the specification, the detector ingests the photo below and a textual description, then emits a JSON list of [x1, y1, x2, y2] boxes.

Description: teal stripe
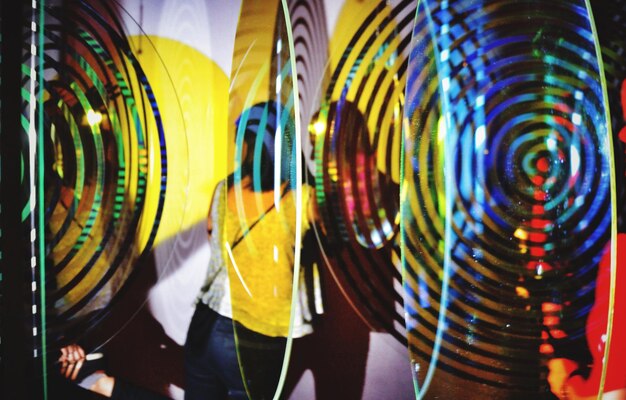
[[37, 1, 48, 397]]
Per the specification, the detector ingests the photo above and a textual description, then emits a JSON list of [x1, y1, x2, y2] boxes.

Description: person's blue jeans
[[184, 304, 247, 399], [184, 303, 286, 400]]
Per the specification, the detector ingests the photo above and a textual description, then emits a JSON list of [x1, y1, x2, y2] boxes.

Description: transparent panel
[[227, 1, 302, 398], [586, 0, 626, 396], [401, 0, 615, 398], [40, 0, 184, 371], [309, 0, 413, 347]]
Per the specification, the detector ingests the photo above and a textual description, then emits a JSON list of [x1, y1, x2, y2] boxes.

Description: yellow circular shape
[[128, 35, 230, 246]]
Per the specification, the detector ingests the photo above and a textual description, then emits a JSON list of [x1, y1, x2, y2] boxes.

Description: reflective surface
[[227, 1, 303, 398], [41, 0, 172, 349], [310, 0, 413, 344], [2, 0, 626, 398], [402, 0, 614, 398]]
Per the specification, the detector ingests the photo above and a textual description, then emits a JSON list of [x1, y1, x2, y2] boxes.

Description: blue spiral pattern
[[402, 0, 613, 395]]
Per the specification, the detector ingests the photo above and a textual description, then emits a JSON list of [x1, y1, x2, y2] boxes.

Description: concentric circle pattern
[[311, 0, 415, 343], [41, 0, 166, 344], [402, 0, 612, 396], [289, 0, 329, 139]]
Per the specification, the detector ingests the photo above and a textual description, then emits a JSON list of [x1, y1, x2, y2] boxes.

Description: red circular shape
[[536, 157, 550, 173]]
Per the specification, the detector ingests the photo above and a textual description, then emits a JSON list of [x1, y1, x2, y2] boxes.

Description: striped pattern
[[402, 0, 613, 395], [40, 0, 166, 347]]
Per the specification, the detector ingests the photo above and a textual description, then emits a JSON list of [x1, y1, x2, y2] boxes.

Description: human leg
[[184, 303, 247, 399], [184, 303, 228, 399], [207, 314, 249, 399]]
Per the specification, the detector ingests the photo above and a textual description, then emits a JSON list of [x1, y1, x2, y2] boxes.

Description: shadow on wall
[[284, 251, 370, 400], [64, 217, 412, 399], [283, 243, 414, 400], [82, 221, 212, 398], [98, 218, 374, 399]]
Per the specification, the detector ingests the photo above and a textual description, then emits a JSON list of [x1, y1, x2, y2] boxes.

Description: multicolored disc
[[42, 0, 168, 344], [402, 0, 614, 397]]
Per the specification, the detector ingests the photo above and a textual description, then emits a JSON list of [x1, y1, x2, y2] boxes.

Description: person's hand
[[58, 344, 86, 381], [547, 358, 578, 399]]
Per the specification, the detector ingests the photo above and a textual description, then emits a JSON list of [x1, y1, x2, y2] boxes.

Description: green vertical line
[[37, 0, 48, 398], [584, 1, 617, 399]]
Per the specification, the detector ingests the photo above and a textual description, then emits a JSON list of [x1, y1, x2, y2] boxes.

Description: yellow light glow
[[513, 228, 528, 240], [515, 286, 530, 299], [313, 120, 326, 135]]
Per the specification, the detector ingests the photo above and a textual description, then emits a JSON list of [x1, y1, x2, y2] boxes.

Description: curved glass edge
[[227, 1, 302, 399], [401, 0, 617, 398], [584, 1, 618, 398], [273, 1, 303, 399], [38, 0, 183, 351], [88, 3, 191, 351], [401, 1, 451, 397]]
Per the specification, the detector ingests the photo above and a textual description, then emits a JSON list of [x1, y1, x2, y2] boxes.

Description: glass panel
[[227, 1, 302, 398], [309, 0, 411, 343], [40, 0, 176, 365], [587, 1, 626, 396], [401, 0, 615, 398]]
